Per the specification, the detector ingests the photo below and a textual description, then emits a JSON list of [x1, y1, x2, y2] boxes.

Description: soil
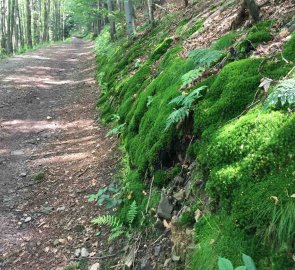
[[0, 38, 120, 270]]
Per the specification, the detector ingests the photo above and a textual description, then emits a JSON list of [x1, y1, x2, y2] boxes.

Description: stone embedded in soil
[[74, 248, 81, 258], [81, 247, 89, 258], [20, 172, 27, 177], [24, 217, 32, 223], [157, 193, 173, 220], [154, 245, 161, 257], [11, 150, 24, 156], [173, 189, 185, 201], [89, 263, 100, 270]]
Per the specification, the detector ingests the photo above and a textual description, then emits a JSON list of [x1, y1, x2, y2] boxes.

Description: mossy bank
[[94, 11, 295, 270]]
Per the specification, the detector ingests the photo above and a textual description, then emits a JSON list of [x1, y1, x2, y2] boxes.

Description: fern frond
[[181, 67, 205, 88], [169, 93, 186, 106], [108, 225, 125, 241], [91, 215, 122, 228], [182, 86, 207, 107], [127, 201, 138, 225], [165, 107, 189, 131], [264, 78, 295, 109], [188, 48, 223, 68], [106, 123, 126, 137]]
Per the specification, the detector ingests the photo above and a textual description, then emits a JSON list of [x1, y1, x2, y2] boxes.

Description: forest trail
[[0, 38, 119, 269]]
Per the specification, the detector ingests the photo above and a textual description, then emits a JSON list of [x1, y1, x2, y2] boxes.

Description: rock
[[24, 216, 32, 223], [140, 257, 151, 269], [57, 206, 65, 211], [20, 172, 27, 177], [11, 150, 24, 156], [81, 247, 89, 258], [46, 116, 52, 120], [40, 206, 54, 214], [108, 246, 114, 254], [89, 263, 100, 270], [173, 189, 185, 201], [74, 248, 81, 258], [157, 192, 173, 220], [174, 175, 184, 184], [154, 245, 161, 257]]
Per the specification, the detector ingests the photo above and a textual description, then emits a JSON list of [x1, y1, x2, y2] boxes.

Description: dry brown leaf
[[259, 77, 273, 93]]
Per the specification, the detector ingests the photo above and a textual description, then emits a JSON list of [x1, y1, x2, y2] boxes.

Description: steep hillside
[[95, 1, 295, 269]]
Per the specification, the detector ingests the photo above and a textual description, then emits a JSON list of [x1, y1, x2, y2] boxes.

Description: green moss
[[149, 37, 174, 62], [212, 32, 238, 50], [283, 32, 295, 62], [247, 20, 273, 44], [154, 165, 181, 187], [191, 214, 252, 270], [194, 58, 263, 134]]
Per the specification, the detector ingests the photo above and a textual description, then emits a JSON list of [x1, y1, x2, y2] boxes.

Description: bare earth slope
[[0, 38, 118, 269]]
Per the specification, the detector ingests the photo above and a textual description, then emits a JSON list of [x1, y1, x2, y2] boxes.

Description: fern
[[165, 86, 207, 131], [91, 215, 121, 228], [106, 123, 126, 137], [127, 200, 138, 225], [188, 48, 223, 68], [264, 78, 295, 109], [181, 67, 205, 88], [165, 107, 190, 131], [92, 215, 125, 241]]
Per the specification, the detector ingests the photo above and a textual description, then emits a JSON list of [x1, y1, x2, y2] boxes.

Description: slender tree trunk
[[26, 0, 32, 47], [107, 0, 116, 40], [124, 0, 135, 41], [43, 0, 50, 42], [15, 0, 24, 48], [184, 0, 188, 7], [1, 0, 7, 52], [147, 0, 154, 25]]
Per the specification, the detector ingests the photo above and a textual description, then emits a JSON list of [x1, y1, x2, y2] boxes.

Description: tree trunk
[[232, 0, 260, 29], [0, 0, 7, 52], [184, 0, 188, 7], [124, 0, 135, 41], [26, 0, 32, 48], [107, 0, 116, 40], [15, 0, 24, 48], [147, 0, 154, 25], [43, 0, 50, 42]]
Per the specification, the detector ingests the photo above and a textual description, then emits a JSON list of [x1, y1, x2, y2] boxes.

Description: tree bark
[[107, 0, 116, 40], [147, 0, 155, 25], [124, 0, 135, 41], [26, 0, 32, 48]]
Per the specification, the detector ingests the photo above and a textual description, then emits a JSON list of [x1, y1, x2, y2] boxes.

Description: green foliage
[[92, 215, 125, 241], [127, 200, 138, 225], [217, 254, 256, 270], [283, 32, 295, 62], [32, 172, 45, 182], [165, 86, 207, 131], [212, 32, 238, 50], [181, 67, 205, 88], [106, 123, 126, 137], [188, 48, 223, 68], [86, 185, 122, 209], [264, 78, 295, 109]]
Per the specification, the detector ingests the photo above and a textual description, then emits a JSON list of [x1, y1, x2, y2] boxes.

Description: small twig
[[77, 167, 90, 178], [74, 253, 118, 261], [145, 176, 154, 214], [151, 234, 164, 246], [285, 66, 295, 79], [155, 4, 167, 11]]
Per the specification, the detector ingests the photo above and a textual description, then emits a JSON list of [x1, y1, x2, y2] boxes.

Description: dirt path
[[0, 38, 119, 269]]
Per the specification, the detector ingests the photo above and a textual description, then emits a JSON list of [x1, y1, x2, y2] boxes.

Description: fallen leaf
[[163, 219, 171, 229], [271, 196, 279, 204], [259, 77, 273, 93]]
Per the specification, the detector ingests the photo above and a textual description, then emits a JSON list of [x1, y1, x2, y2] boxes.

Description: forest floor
[[0, 38, 119, 270]]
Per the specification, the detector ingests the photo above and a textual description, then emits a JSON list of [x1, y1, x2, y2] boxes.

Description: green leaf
[[96, 194, 110, 205], [104, 199, 118, 209], [242, 254, 256, 270], [235, 267, 247, 270], [218, 257, 234, 270]]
